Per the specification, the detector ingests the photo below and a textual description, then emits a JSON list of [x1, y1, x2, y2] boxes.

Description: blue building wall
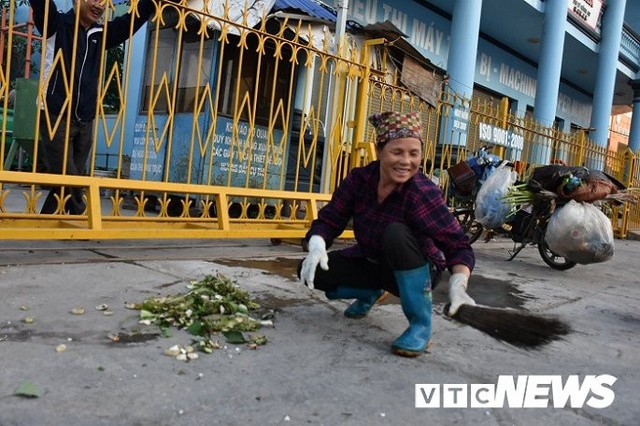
[[346, 0, 593, 129]]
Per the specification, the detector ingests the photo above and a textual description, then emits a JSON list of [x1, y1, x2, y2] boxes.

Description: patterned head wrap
[[368, 111, 423, 146]]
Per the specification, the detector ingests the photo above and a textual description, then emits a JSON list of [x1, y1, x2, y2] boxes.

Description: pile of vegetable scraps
[[130, 274, 271, 360]]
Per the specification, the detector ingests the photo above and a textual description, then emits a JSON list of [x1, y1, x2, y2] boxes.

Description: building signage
[[452, 107, 470, 133], [568, 0, 604, 34], [129, 114, 285, 190], [130, 117, 167, 181], [207, 116, 285, 189], [478, 122, 524, 151]]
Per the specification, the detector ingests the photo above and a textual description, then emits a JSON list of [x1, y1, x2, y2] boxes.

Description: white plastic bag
[[545, 200, 614, 264], [474, 164, 518, 229]]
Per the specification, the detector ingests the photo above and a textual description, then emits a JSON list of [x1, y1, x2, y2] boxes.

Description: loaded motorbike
[[447, 151, 578, 270], [452, 186, 578, 270], [446, 146, 501, 245]]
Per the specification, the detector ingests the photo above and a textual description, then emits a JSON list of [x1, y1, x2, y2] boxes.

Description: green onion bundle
[[501, 183, 536, 208]]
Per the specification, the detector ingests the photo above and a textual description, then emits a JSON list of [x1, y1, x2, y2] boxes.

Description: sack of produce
[[545, 200, 614, 264], [556, 172, 618, 203], [475, 164, 518, 229], [529, 165, 589, 192]]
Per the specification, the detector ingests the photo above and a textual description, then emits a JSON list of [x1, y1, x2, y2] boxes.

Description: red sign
[[568, 0, 604, 34]]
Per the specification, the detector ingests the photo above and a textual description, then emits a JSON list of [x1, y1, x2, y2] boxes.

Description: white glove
[[448, 273, 476, 316], [300, 235, 329, 290]]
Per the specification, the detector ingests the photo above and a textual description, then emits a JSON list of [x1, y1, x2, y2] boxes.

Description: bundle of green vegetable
[[501, 183, 536, 208]]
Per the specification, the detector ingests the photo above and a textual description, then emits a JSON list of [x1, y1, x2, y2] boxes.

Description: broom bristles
[[447, 304, 571, 348]]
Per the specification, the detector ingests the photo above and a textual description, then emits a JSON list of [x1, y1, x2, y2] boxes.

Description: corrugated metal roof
[[358, 20, 433, 69], [272, 0, 336, 22], [359, 20, 407, 38]]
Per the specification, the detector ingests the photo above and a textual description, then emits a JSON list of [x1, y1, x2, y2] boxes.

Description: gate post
[[576, 129, 588, 166], [351, 38, 386, 171], [492, 97, 510, 160], [616, 149, 638, 238]]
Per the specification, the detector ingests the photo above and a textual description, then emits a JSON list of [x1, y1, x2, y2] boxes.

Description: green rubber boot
[[391, 265, 432, 358], [325, 287, 387, 318]]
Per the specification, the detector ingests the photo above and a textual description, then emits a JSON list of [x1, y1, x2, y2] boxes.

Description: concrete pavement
[[0, 236, 638, 425]]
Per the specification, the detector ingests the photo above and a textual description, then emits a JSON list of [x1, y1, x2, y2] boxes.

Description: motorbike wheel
[[452, 208, 484, 244], [538, 237, 577, 270]]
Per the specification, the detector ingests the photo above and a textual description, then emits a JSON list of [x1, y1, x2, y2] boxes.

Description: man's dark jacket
[[29, 0, 155, 122]]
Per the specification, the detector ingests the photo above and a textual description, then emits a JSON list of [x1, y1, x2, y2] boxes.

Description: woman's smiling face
[[377, 137, 422, 186]]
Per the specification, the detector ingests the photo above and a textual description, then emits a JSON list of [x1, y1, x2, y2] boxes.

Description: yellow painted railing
[[0, 0, 638, 241]]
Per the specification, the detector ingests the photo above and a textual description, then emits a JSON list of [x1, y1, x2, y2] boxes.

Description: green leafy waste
[[15, 381, 44, 398], [131, 274, 268, 352]]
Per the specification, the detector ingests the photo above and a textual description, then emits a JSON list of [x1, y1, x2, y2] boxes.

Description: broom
[[445, 303, 571, 348]]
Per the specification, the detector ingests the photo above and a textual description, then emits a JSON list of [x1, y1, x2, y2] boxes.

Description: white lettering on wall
[[499, 63, 537, 97], [478, 122, 524, 150], [351, 0, 378, 23], [410, 19, 445, 56], [479, 53, 492, 82], [557, 92, 592, 124], [382, 3, 408, 34]]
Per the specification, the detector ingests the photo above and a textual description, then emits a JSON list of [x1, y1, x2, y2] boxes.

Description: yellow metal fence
[[0, 0, 638, 240]]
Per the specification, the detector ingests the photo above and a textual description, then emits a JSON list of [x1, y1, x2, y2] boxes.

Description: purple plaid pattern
[[369, 111, 422, 145], [307, 162, 475, 273]]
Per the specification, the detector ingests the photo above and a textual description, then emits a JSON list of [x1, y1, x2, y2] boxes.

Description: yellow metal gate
[[0, 0, 638, 240]]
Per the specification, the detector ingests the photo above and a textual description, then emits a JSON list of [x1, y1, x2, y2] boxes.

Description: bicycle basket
[[510, 210, 535, 242], [448, 161, 477, 196]]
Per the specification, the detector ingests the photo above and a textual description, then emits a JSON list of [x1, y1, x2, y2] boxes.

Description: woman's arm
[[450, 264, 471, 278], [305, 168, 360, 247], [410, 183, 475, 272]]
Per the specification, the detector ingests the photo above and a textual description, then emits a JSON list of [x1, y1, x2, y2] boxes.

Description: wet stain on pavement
[[216, 258, 532, 310], [216, 257, 300, 280], [444, 275, 530, 309], [0, 329, 92, 342], [255, 293, 316, 309], [107, 332, 160, 344], [441, 274, 531, 309], [0, 328, 160, 345]]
